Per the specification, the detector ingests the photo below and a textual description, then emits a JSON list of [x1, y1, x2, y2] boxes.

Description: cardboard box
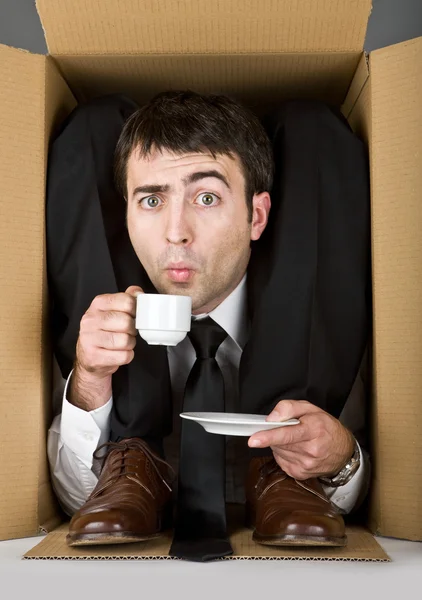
[[0, 0, 421, 550]]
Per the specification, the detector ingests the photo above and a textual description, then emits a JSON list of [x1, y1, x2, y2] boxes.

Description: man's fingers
[[266, 399, 321, 423], [94, 331, 137, 351], [81, 310, 137, 335], [125, 285, 144, 298], [272, 451, 318, 481], [99, 311, 137, 335], [82, 348, 135, 371], [273, 445, 330, 480], [92, 291, 137, 318], [271, 446, 302, 465], [248, 421, 309, 449], [271, 450, 312, 480]]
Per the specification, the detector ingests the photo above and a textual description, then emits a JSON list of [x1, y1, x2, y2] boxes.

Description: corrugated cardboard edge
[[0, 44, 47, 540], [342, 53, 376, 531], [23, 523, 390, 561], [343, 37, 422, 542], [366, 36, 422, 542], [36, 0, 372, 56], [0, 43, 76, 541], [37, 56, 77, 536]]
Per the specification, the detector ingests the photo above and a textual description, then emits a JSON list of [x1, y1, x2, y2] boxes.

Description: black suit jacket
[[46, 95, 370, 447]]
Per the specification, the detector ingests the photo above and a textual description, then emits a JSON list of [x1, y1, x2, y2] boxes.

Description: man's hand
[[70, 285, 143, 411], [248, 400, 355, 481], [76, 285, 142, 379]]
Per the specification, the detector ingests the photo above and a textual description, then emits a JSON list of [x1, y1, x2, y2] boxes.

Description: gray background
[[0, 0, 421, 54]]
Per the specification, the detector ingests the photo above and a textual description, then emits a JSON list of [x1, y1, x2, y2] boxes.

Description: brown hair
[[114, 90, 274, 221]]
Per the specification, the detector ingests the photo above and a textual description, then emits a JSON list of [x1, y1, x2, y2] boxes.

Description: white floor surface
[[0, 534, 421, 600]]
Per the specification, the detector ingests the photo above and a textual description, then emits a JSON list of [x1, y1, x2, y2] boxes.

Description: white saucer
[[180, 412, 300, 436]]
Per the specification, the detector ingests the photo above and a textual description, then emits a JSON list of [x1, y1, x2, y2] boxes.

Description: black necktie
[[169, 316, 233, 561]]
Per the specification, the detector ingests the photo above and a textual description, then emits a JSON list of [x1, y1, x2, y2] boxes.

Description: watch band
[[319, 441, 361, 488]]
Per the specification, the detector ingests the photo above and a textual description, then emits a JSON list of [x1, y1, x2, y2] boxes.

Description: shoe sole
[[253, 532, 347, 547], [66, 532, 162, 547]]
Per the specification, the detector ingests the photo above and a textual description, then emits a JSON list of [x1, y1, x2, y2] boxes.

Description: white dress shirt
[[48, 275, 369, 517]]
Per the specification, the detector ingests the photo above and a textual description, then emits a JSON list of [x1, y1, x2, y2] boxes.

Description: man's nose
[[165, 204, 193, 245]]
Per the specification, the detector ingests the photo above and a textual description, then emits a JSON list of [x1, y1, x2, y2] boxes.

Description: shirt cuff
[[321, 441, 368, 514], [60, 369, 113, 468]]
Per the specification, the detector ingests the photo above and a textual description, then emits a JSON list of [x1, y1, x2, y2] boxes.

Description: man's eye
[[197, 193, 219, 206], [140, 196, 161, 208]]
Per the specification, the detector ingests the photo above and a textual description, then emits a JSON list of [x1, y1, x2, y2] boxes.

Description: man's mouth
[[165, 264, 195, 283]]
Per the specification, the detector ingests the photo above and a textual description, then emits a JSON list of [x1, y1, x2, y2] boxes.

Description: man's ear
[[250, 192, 271, 241]]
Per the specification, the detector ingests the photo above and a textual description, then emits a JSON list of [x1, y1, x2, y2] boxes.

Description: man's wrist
[[319, 439, 361, 487], [69, 365, 112, 412]]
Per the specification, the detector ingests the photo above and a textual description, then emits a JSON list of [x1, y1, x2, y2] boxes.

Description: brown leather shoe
[[66, 438, 175, 546], [245, 457, 347, 547]]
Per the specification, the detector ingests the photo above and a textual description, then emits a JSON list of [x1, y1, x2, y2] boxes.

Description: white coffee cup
[[136, 294, 192, 345]]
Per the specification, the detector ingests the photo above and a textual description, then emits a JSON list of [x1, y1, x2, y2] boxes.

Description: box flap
[[368, 36, 422, 541], [36, 0, 372, 55], [0, 44, 47, 540]]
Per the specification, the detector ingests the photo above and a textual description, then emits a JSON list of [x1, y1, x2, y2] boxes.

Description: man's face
[[126, 147, 270, 314]]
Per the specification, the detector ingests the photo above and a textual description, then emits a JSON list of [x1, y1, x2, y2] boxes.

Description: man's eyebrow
[[183, 170, 231, 190], [132, 183, 170, 196], [131, 170, 230, 198]]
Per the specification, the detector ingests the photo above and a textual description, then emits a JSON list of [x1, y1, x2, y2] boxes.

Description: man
[[47, 91, 370, 561]]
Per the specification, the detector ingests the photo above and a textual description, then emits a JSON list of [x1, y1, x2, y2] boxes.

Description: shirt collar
[[193, 273, 248, 350]]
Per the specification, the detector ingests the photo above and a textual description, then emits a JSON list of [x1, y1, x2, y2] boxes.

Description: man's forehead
[[127, 147, 241, 177]]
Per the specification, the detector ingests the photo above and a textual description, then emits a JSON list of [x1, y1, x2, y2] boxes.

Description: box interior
[[0, 0, 421, 549]]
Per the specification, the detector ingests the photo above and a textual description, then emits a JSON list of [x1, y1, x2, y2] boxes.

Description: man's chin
[[155, 279, 195, 296], [155, 281, 209, 314]]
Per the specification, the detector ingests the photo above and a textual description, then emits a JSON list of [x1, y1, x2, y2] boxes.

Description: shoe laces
[[93, 438, 176, 493], [255, 457, 286, 491]]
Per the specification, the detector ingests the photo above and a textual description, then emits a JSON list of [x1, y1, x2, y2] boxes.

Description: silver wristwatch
[[319, 442, 361, 487]]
